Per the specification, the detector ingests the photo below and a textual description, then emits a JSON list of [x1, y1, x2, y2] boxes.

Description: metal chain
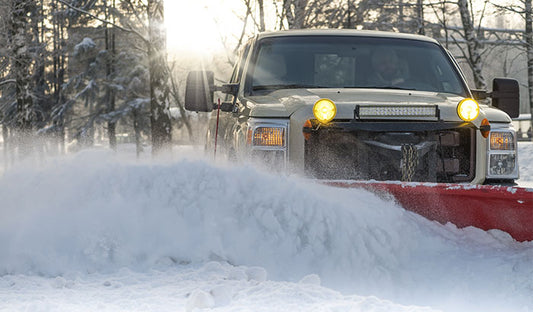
[[401, 144, 419, 182]]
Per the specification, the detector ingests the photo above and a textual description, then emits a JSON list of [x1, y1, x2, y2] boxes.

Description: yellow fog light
[[313, 99, 336, 124], [457, 98, 479, 122]]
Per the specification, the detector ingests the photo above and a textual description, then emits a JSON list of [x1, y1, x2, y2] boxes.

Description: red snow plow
[[324, 181, 533, 242], [184, 30, 530, 242]]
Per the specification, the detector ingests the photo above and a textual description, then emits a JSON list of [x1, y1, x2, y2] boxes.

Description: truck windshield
[[250, 36, 468, 96]]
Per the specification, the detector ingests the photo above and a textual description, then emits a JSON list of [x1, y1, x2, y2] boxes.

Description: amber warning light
[[249, 127, 285, 147], [490, 132, 514, 150]]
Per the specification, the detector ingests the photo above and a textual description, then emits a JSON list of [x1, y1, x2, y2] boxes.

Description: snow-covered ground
[[0, 143, 532, 312]]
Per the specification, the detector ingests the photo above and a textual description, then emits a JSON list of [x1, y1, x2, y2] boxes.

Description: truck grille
[[304, 123, 476, 183]]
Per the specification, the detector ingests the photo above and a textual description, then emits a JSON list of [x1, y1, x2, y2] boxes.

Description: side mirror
[[185, 71, 214, 112], [491, 78, 520, 118]]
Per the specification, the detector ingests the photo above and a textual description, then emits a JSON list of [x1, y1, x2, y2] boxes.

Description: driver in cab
[[368, 49, 409, 87]]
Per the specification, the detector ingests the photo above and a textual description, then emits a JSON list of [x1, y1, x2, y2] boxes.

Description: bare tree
[[456, 0, 487, 89], [489, 0, 533, 137], [283, 0, 309, 29]]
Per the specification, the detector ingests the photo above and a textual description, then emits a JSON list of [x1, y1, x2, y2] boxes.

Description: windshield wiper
[[252, 84, 325, 91], [363, 86, 416, 91]]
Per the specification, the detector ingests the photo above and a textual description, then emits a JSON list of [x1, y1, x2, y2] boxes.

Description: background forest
[[0, 0, 531, 163]]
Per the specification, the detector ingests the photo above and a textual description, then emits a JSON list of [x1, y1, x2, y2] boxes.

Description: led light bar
[[355, 105, 439, 119]]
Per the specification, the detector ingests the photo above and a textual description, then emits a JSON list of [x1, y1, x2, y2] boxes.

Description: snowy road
[[0, 143, 532, 312]]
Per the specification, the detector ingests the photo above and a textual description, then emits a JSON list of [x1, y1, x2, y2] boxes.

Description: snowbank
[[0, 146, 532, 311]]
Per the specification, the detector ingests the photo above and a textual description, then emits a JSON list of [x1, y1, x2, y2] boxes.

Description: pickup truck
[[184, 29, 520, 185]]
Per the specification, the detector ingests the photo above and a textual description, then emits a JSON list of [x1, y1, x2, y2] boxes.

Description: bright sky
[[164, 0, 523, 56], [165, 0, 245, 56]]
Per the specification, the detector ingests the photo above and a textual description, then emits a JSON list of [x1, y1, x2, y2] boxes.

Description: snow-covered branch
[[57, 0, 149, 44], [0, 79, 16, 87]]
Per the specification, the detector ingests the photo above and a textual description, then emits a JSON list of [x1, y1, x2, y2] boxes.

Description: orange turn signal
[[480, 118, 490, 138], [303, 119, 312, 141]]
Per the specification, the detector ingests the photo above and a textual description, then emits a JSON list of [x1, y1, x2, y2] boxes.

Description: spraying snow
[[519, 141, 533, 184], [0, 144, 532, 311]]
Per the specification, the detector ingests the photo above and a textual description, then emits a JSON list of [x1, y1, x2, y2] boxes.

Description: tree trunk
[[398, 0, 404, 32], [2, 125, 9, 168], [51, 0, 66, 154], [32, 0, 45, 118], [147, 0, 172, 155], [258, 0, 265, 31], [416, 0, 425, 35], [105, 0, 117, 150], [442, 0, 449, 49], [57, 1, 67, 154], [133, 107, 143, 158], [457, 0, 486, 89], [345, 0, 353, 29], [525, 0, 533, 141], [11, 0, 36, 158]]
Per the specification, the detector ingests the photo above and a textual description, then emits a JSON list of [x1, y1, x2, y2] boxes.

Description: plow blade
[[324, 181, 533, 242]]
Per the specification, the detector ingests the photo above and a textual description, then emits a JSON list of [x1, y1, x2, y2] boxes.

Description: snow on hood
[[0, 148, 532, 311]]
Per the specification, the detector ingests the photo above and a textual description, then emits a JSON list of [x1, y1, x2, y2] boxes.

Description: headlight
[[486, 130, 518, 179], [313, 99, 336, 124], [457, 98, 479, 122], [489, 154, 516, 176]]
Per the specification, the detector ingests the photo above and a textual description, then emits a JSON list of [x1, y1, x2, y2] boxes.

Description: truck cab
[[185, 29, 520, 184]]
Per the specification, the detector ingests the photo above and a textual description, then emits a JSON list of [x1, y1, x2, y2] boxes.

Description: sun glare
[[165, 1, 242, 56]]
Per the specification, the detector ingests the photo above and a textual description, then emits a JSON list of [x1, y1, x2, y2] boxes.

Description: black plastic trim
[[303, 121, 472, 133]]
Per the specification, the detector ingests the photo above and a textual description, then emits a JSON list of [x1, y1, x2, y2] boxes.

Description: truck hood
[[247, 88, 510, 123]]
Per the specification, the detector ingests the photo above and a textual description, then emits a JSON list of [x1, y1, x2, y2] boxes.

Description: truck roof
[[256, 29, 439, 44]]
